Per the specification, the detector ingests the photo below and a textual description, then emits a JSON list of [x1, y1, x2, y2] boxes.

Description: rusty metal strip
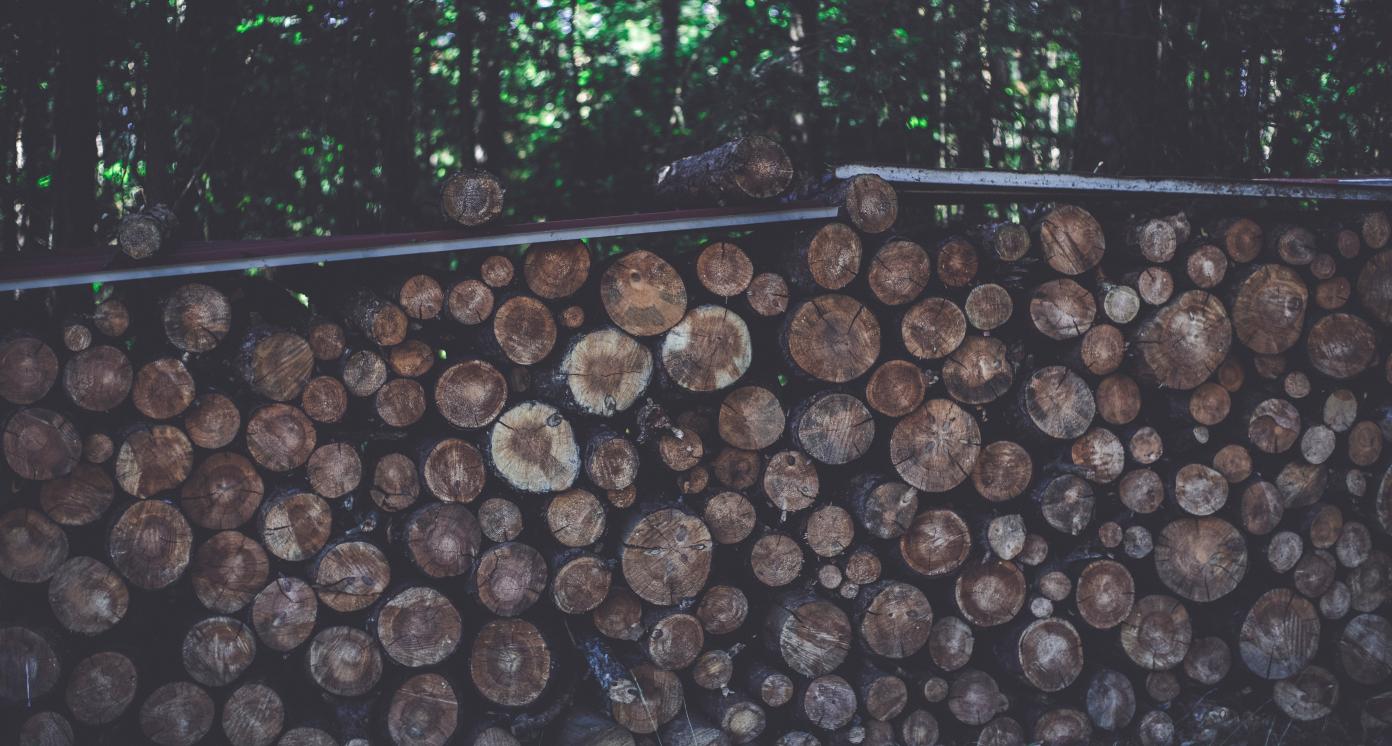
[[0, 203, 839, 292], [837, 164, 1392, 203]]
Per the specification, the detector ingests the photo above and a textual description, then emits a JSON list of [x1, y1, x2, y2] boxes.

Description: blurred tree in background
[[0, 0, 1388, 251]]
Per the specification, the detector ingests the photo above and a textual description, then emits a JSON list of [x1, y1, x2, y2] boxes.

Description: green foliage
[[1, 0, 1389, 251]]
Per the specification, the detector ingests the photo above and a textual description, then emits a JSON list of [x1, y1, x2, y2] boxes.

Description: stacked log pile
[[3, 143, 1392, 745]]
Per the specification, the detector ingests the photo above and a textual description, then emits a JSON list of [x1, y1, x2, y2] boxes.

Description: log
[[1154, 516, 1247, 601], [602, 250, 689, 336], [140, 681, 214, 746], [370, 452, 421, 511], [488, 401, 579, 492], [1308, 312, 1377, 378], [245, 403, 316, 472], [1076, 559, 1135, 630], [1036, 205, 1105, 275], [795, 674, 857, 731], [791, 222, 862, 291], [240, 328, 315, 402], [791, 392, 874, 465], [1029, 279, 1095, 340], [308, 626, 383, 696], [611, 663, 683, 734], [0, 335, 58, 405], [48, 555, 127, 634], [108, 499, 192, 589], [662, 305, 753, 392], [867, 239, 931, 305], [1132, 290, 1232, 390], [745, 272, 790, 317], [471, 542, 548, 616], [1085, 669, 1135, 731], [441, 168, 505, 226], [1239, 588, 1319, 679], [163, 283, 232, 352], [183, 615, 257, 686], [552, 553, 612, 614], [191, 530, 269, 612], [5, 408, 82, 480], [343, 349, 387, 396], [855, 580, 932, 658], [67, 651, 137, 725], [1120, 595, 1191, 670], [1016, 618, 1084, 692], [955, 558, 1026, 628], [251, 577, 318, 652], [311, 540, 390, 612], [787, 294, 881, 381], [479, 497, 524, 542], [375, 586, 462, 667], [901, 509, 971, 577], [805, 174, 898, 234], [750, 531, 804, 587], [494, 294, 558, 365], [655, 135, 793, 204], [117, 203, 177, 259], [935, 237, 979, 288], [891, 399, 980, 492], [719, 385, 785, 450], [696, 241, 754, 297]]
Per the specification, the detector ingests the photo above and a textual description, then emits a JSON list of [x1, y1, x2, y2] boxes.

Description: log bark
[[441, 168, 505, 226], [655, 136, 794, 204]]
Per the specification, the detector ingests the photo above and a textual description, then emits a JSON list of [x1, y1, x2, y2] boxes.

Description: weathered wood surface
[[1, 170, 1391, 745]]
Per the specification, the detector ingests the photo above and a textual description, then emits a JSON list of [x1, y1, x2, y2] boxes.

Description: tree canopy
[[2, 0, 1389, 252]]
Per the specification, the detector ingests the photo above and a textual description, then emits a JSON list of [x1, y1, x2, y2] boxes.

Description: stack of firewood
[[2, 137, 1392, 746]]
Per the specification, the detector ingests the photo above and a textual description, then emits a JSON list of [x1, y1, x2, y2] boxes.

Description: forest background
[[1, 0, 1389, 252]]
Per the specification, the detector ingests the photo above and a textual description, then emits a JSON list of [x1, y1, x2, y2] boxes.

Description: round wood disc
[[890, 399, 980, 493], [787, 294, 881, 382], [622, 509, 713, 606], [601, 250, 688, 336]]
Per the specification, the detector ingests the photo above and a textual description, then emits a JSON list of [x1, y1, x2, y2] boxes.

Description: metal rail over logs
[[837, 164, 1392, 203], [3, 167, 1391, 293]]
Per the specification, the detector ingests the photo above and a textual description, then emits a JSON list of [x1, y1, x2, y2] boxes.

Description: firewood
[[221, 682, 283, 746], [478, 497, 524, 542], [117, 203, 178, 259], [551, 553, 611, 614], [696, 241, 754, 298], [190, 530, 268, 612], [440, 168, 505, 226], [795, 674, 857, 730], [749, 531, 804, 587], [308, 625, 382, 696], [47, 555, 127, 634], [182, 615, 256, 686], [108, 499, 192, 589], [867, 238, 930, 305], [661, 305, 752, 391], [935, 237, 979, 288], [787, 294, 881, 381], [471, 542, 547, 616], [374, 586, 462, 667], [901, 508, 971, 577], [139, 681, 214, 745], [602, 250, 688, 336], [656, 136, 793, 204], [745, 272, 790, 317], [251, 577, 318, 652], [9, 201, 1392, 743], [66, 651, 137, 725], [310, 540, 390, 612], [790, 222, 862, 292], [1239, 588, 1319, 679], [1036, 205, 1104, 275]]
